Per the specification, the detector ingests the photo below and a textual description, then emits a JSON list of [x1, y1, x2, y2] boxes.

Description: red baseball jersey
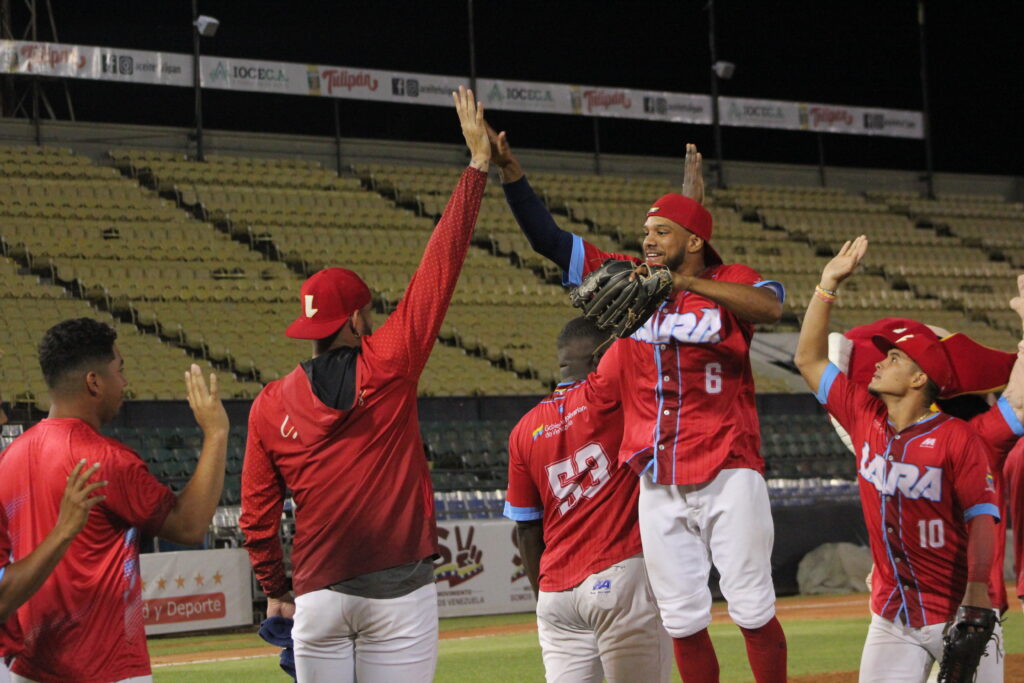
[[817, 364, 999, 627], [504, 369, 640, 592], [0, 505, 23, 659], [565, 237, 784, 484], [0, 418, 176, 683], [1005, 440, 1024, 601], [969, 400, 1024, 610], [241, 167, 486, 598]]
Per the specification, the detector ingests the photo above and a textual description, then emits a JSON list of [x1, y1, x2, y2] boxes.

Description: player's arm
[[0, 461, 106, 621], [963, 514, 995, 609], [515, 521, 544, 599], [680, 143, 705, 205], [373, 87, 489, 375], [674, 275, 783, 324], [158, 365, 229, 546], [503, 428, 545, 598], [794, 236, 869, 391], [238, 404, 291, 608]]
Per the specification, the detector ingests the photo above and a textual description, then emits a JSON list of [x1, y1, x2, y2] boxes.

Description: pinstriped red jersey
[[565, 238, 783, 485], [504, 371, 640, 592], [818, 364, 999, 627]]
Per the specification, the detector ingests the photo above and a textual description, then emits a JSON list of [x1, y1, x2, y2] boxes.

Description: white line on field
[[153, 653, 278, 668]]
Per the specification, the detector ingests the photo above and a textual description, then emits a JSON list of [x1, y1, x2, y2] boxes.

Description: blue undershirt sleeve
[[503, 176, 574, 273]]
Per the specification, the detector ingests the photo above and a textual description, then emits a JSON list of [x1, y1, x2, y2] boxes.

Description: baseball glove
[[569, 259, 673, 339], [937, 605, 998, 683]]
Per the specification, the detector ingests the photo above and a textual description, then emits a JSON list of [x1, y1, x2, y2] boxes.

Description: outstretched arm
[[374, 87, 489, 374], [0, 461, 106, 621], [794, 236, 869, 391], [488, 123, 576, 272], [1001, 274, 1024, 422]]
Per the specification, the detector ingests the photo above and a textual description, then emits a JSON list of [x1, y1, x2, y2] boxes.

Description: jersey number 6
[[545, 443, 612, 516]]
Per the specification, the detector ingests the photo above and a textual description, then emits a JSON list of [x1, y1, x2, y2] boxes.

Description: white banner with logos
[[0, 39, 923, 139], [434, 518, 536, 618], [140, 548, 253, 635]]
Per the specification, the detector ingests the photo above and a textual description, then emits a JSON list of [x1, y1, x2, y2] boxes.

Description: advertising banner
[[434, 518, 536, 618], [0, 40, 924, 139], [140, 548, 253, 635]]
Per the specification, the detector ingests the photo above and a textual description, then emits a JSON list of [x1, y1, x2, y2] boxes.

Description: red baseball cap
[[646, 193, 721, 265], [870, 321, 954, 394], [845, 318, 1016, 398], [285, 268, 372, 340]]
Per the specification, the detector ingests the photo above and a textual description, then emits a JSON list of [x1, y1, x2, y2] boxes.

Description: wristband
[[814, 285, 837, 303]]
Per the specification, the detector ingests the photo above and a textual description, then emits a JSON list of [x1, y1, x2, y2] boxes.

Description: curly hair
[[38, 318, 118, 389]]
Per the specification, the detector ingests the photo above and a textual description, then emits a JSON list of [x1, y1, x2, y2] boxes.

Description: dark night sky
[[13, 1, 1023, 175]]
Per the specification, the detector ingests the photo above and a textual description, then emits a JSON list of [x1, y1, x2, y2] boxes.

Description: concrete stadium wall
[[0, 117, 1021, 200]]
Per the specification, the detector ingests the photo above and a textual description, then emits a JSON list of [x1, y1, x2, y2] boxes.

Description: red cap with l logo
[[285, 268, 372, 340]]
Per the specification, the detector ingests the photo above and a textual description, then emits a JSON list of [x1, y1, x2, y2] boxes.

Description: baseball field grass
[[150, 594, 1023, 682]]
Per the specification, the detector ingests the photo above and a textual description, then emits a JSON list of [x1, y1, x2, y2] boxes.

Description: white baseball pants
[[858, 612, 1003, 682], [536, 554, 672, 683], [638, 467, 777, 637], [292, 582, 438, 683], [0, 661, 9, 683]]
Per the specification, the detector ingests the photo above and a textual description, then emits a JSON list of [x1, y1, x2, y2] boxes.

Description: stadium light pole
[[916, 0, 936, 199], [707, 0, 726, 189], [191, 4, 219, 162]]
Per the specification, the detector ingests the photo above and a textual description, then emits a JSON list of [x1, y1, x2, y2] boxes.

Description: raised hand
[[680, 143, 705, 205], [453, 86, 490, 168], [55, 460, 107, 541], [1010, 274, 1024, 329], [485, 121, 515, 167], [820, 235, 868, 291], [185, 364, 229, 437]]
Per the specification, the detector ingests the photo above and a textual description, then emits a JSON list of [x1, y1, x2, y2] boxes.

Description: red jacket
[[240, 167, 487, 597]]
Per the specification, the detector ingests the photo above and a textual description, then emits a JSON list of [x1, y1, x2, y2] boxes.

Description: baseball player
[[0, 318, 228, 683], [794, 236, 1003, 682], [490, 131, 787, 682], [1005, 439, 1024, 612], [0, 461, 106, 683], [239, 87, 490, 683], [505, 316, 671, 683], [831, 310, 1024, 620]]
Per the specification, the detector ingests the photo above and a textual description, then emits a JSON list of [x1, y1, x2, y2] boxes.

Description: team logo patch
[[921, 437, 936, 448], [591, 579, 612, 594], [647, 206, 661, 215], [986, 473, 996, 492], [532, 425, 545, 441]]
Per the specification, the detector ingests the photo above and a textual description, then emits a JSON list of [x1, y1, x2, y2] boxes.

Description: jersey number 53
[[545, 443, 612, 516]]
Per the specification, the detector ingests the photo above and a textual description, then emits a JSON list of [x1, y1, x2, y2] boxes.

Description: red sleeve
[[0, 506, 10, 569], [716, 263, 764, 286], [100, 445, 176, 537], [580, 241, 638, 278], [239, 400, 289, 597], [816, 363, 884, 442], [368, 167, 487, 377], [950, 428, 1000, 522], [970, 402, 1021, 467], [1003, 441, 1024, 597], [582, 339, 623, 411], [504, 422, 544, 521]]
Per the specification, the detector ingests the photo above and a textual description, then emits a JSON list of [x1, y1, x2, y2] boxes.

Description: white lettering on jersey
[[631, 308, 722, 344], [280, 415, 299, 440], [304, 295, 318, 318], [858, 441, 942, 501]]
